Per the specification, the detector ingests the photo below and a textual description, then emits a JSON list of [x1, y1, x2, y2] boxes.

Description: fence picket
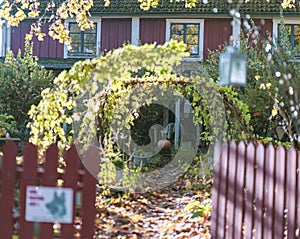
[[39, 144, 59, 239], [81, 146, 98, 239], [297, 151, 300, 238], [244, 142, 256, 238], [217, 141, 229, 239], [253, 143, 265, 239], [273, 146, 286, 238], [0, 141, 18, 239], [60, 144, 80, 239], [286, 146, 297, 238], [211, 141, 223, 239], [19, 143, 38, 239], [263, 143, 276, 239], [226, 141, 237, 239], [233, 141, 246, 239]]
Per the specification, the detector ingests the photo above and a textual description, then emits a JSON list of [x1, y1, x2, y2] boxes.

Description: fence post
[[0, 142, 18, 239]]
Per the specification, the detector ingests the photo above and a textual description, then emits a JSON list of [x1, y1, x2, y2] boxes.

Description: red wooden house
[[1, 0, 300, 69]]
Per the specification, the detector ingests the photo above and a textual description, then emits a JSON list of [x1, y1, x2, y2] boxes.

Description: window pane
[[68, 22, 97, 55], [84, 44, 96, 54], [186, 34, 198, 45], [294, 25, 300, 54], [284, 25, 291, 41], [171, 24, 184, 35], [84, 27, 96, 34], [285, 25, 292, 33], [84, 34, 96, 44], [294, 26, 300, 44], [70, 33, 81, 43], [187, 44, 199, 55], [69, 23, 80, 32], [294, 25, 300, 35], [186, 24, 198, 35], [170, 22, 200, 56], [70, 43, 80, 53], [171, 34, 183, 42]]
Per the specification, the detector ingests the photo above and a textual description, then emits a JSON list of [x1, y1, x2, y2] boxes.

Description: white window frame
[[273, 18, 300, 58], [273, 18, 300, 43], [166, 19, 204, 61], [131, 17, 140, 46], [0, 23, 10, 57], [64, 18, 101, 59]]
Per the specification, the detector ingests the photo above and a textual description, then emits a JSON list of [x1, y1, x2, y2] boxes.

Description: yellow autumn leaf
[[37, 32, 45, 41], [28, 10, 39, 18], [259, 83, 266, 89], [65, 117, 73, 124], [185, 179, 192, 188], [272, 108, 278, 116], [281, 0, 295, 8], [255, 75, 261, 81], [15, 9, 25, 18], [184, 201, 200, 211], [130, 214, 143, 223], [21, 2, 29, 9], [25, 33, 33, 41]]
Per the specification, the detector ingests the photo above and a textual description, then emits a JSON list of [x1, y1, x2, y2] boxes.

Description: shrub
[[0, 113, 18, 137], [201, 17, 300, 145], [0, 113, 18, 148], [0, 41, 54, 141]]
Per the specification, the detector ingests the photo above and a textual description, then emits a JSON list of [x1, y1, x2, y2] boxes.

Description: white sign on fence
[[25, 186, 74, 223]]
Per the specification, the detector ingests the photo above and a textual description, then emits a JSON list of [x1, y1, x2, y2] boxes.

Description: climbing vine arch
[[28, 41, 251, 190]]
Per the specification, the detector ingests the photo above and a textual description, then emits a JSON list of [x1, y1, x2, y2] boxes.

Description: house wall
[[254, 19, 273, 38], [101, 18, 132, 54], [203, 18, 232, 59], [140, 18, 166, 45], [10, 20, 64, 58], [8, 17, 274, 61]]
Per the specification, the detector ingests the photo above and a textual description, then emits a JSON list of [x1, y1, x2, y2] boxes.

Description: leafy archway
[[28, 40, 251, 190]]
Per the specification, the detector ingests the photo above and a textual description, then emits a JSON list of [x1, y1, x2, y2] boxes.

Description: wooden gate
[[211, 141, 300, 239], [0, 141, 97, 239]]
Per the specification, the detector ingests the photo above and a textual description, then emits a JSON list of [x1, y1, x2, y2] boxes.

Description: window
[[273, 19, 300, 57], [68, 22, 97, 56], [166, 19, 204, 61], [284, 24, 300, 56], [171, 23, 199, 55]]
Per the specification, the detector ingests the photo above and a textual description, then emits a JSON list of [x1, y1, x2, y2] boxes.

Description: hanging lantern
[[219, 46, 247, 86]]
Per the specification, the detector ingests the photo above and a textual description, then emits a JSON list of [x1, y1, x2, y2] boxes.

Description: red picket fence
[[0, 141, 97, 239], [211, 141, 300, 239]]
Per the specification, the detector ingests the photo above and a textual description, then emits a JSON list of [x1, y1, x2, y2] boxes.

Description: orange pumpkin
[[157, 139, 171, 150]]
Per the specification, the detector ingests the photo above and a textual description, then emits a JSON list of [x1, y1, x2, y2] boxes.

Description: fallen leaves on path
[[94, 179, 211, 239]]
